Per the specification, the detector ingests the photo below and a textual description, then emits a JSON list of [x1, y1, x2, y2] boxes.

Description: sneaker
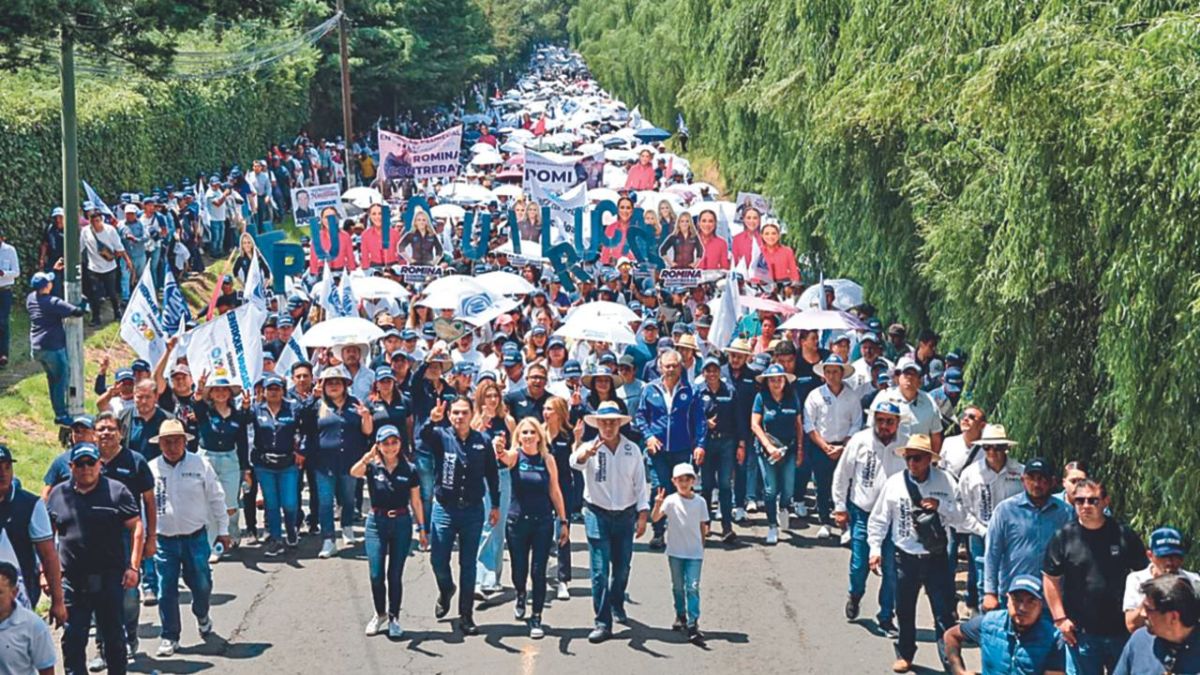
[[87, 654, 106, 672], [722, 529, 737, 545], [142, 588, 158, 607], [459, 616, 479, 636], [514, 593, 527, 620], [648, 534, 666, 550], [388, 617, 403, 639], [126, 639, 137, 662], [587, 625, 611, 643], [845, 594, 861, 621], [435, 590, 454, 619], [733, 507, 747, 522], [839, 529, 852, 546], [365, 614, 388, 636], [672, 613, 686, 632], [264, 539, 284, 557], [246, 528, 261, 545], [878, 619, 900, 639], [208, 551, 219, 564], [155, 639, 178, 657], [318, 538, 336, 559], [529, 616, 545, 639], [745, 501, 758, 513], [556, 581, 570, 601], [794, 502, 808, 518], [817, 525, 832, 539], [891, 658, 913, 673], [342, 527, 358, 545], [198, 615, 214, 637], [765, 526, 779, 545], [286, 532, 299, 548], [687, 624, 705, 646]]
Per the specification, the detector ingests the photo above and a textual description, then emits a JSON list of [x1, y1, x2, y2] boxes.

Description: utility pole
[[336, 0, 355, 188], [60, 27, 85, 422]]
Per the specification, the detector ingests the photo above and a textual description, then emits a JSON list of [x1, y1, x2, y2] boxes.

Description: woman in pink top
[[695, 209, 729, 270], [730, 206, 763, 269], [760, 222, 800, 282], [599, 197, 637, 266], [359, 204, 400, 269], [623, 150, 657, 191], [307, 206, 357, 275]]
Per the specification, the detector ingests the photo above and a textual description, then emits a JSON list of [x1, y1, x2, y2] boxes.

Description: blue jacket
[[635, 377, 707, 455], [973, 610, 1064, 675]]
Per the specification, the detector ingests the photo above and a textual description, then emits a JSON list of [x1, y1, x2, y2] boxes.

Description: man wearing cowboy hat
[[804, 354, 862, 538], [722, 338, 760, 522], [832, 399, 908, 636], [956, 424, 1024, 616], [867, 434, 981, 673], [148, 419, 231, 657], [571, 401, 650, 643]]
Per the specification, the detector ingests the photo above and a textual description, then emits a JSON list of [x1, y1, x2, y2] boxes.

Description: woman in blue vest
[[750, 364, 804, 546], [192, 374, 251, 557], [249, 373, 303, 557], [494, 417, 568, 639], [542, 396, 577, 601]]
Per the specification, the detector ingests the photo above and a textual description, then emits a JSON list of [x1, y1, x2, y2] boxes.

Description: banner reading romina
[[378, 126, 463, 181]]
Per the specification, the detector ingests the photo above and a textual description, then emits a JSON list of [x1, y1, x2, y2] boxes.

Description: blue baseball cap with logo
[[374, 366, 397, 381], [115, 368, 135, 383], [71, 414, 95, 429], [1007, 574, 1043, 600], [262, 373, 286, 388], [0, 444, 14, 463], [70, 443, 102, 463], [1150, 527, 1186, 558], [503, 351, 523, 367], [563, 360, 583, 378], [376, 425, 401, 443], [944, 367, 964, 393]]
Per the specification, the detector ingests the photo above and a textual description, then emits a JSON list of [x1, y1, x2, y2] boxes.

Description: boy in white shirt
[[651, 463, 709, 645]]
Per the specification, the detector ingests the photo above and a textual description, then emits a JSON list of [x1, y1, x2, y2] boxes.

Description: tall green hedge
[[570, 1, 1200, 541], [0, 50, 317, 277]]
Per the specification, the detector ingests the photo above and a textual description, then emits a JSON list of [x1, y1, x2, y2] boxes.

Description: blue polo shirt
[[127, 407, 169, 461], [752, 388, 802, 449], [364, 459, 418, 512], [984, 492, 1073, 595], [420, 425, 499, 509], [1114, 626, 1200, 675], [45, 477, 140, 581], [250, 400, 301, 469]]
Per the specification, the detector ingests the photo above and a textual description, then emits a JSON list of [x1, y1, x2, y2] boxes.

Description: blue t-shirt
[[1114, 626, 1200, 675], [752, 388, 801, 449]]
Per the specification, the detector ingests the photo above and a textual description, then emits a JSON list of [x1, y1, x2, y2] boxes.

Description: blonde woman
[[492, 417, 568, 638], [659, 209, 704, 268], [397, 208, 444, 265], [472, 381, 515, 595]]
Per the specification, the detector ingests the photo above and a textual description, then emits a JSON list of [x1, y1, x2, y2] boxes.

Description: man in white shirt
[[867, 434, 983, 672], [832, 400, 907, 636], [849, 332, 893, 399], [81, 210, 133, 327], [872, 356, 944, 454], [1123, 527, 1200, 633], [0, 232, 18, 367], [939, 405, 987, 478], [0, 561, 55, 675], [804, 355, 863, 538], [956, 424, 1023, 616], [450, 331, 485, 371], [571, 401, 649, 644], [148, 420, 230, 657], [203, 177, 230, 257]]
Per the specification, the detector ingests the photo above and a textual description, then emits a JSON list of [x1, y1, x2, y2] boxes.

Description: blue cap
[[945, 351, 964, 364], [547, 336, 566, 349], [870, 400, 902, 417], [421, 322, 436, 340], [860, 332, 882, 345], [1023, 457, 1052, 477], [758, 363, 791, 380], [531, 325, 547, 337], [701, 356, 722, 371], [115, 368, 135, 383], [563, 360, 583, 378], [642, 319, 659, 331], [71, 414, 95, 429], [502, 351, 523, 367], [1007, 574, 1043, 600], [475, 370, 499, 385], [30, 272, 55, 291], [944, 367, 964, 393], [656, 337, 674, 352], [376, 425, 402, 442], [451, 362, 476, 376], [381, 328, 403, 341], [277, 316, 294, 329], [51, 206, 65, 218], [262, 354, 276, 365], [639, 278, 656, 293], [262, 373, 286, 388], [374, 366, 397, 381], [70, 443, 102, 463], [400, 328, 418, 340], [598, 352, 617, 366], [749, 353, 772, 372], [1150, 527, 1186, 557], [286, 296, 306, 310], [671, 323, 687, 336], [876, 370, 893, 385], [829, 332, 851, 344], [0, 445, 13, 463]]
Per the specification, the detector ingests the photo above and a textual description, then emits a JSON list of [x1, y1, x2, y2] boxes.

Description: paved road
[[70, 511, 980, 674]]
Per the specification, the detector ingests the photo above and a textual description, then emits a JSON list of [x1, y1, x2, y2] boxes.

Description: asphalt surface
[[65, 509, 981, 674]]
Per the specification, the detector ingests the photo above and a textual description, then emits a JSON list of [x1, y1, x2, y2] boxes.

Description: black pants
[[243, 471, 259, 534], [507, 515, 553, 616], [85, 268, 120, 323], [62, 574, 126, 675], [894, 549, 954, 662]]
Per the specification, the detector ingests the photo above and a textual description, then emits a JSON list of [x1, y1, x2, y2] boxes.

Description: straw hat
[[583, 401, 632, 428], [150, 418, 194, 443], [894, 434, 940, 460], [975, 424, 1017, 446]]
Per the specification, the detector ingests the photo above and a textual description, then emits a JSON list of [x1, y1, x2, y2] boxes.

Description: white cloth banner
[[275, 322, 307, 375], [120, 266, 168, 364], [378, 126, 463, 181], [524, 149, 584, 196], [707, 274, 741, 351], [184, 305, 267, 391], [243, 252, 269, 313]]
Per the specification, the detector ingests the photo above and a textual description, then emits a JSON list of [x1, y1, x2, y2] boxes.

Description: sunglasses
[[962, 413, 981, 421], [1076, 497, 1101, 505], [903, 455, 929, 464], [73, 459, 99, 468]]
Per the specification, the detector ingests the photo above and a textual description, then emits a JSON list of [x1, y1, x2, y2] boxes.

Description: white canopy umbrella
[[300, 317, 385, 348], [605, 148, 637, 163], [495, 239, 546, 262], [564, 300, 641, 325], [778, 309, 869, 332], [341, 186, 384, 209], [796, 278, 865, 310], [430, 203, 466, 221], [470, 150, 504, 166], [419, 277, 520, 326], [492, 184, 524, 199], [349, 276, 409, 300], [475, 270, 535, 296], [470, 141, 496, 155], [437, 182, 496, 204], [587, 187, 621, 203], [509, 128, 535, 142], [554, 319, 637, 346], [602, 165, 628, 189]]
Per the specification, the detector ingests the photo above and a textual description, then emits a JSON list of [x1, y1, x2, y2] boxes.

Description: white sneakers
[[817, 525, 833, 539], [745, 501, 759, 513], [365, 614, 388, 636], [766, 526, 779, 545], [318, 539, 337, 559], [840, 529, 852, 546], [388, 618, 403, 638], [733, 507, 747, 522], [155, 639, 178, 657], [557, 581, 570, 601], [793, 502, 809, 518], [342, 527, 359, 545]]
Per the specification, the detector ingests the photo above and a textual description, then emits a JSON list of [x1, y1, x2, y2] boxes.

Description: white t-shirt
[[80, 224, 125, 274], [662, 491, 709, 560], [1122, 567, 1200, 611], [205, 188, 228, 221], [0, 603, 57, 675]]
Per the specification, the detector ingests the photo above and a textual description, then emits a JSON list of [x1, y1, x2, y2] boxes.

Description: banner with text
[[378, 126, 464, 181], [292, 183, 345, 224]]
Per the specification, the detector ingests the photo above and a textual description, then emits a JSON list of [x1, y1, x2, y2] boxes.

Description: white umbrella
[[341, 186, 384, 209], [418, 275, 520, 325], [602, 165, 628, 189], [430, 203, 466, 221], [475, 270, 535, 296], [778, 309, 869, 332], [797, 278, 865, 310], [605, 148, 637, 163], [492, 184, 524, 199], [470, 150, 504, 166], [564, 300, 641, 325], [587, 187, 621, 203], [555, 319, 637, 346], [470, 141, 495, 155], [300, 317, 385, 348], [495, 239, 546, 262], [437, 182, 496, 204], [349, 276, 409, 300], [421, 275, 491, 304]]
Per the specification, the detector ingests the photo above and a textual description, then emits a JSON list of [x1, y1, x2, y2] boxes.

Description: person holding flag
[[120, 266, 169, 366]]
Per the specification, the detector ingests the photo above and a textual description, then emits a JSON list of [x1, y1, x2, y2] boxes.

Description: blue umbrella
[[633, 127, 672, 143]]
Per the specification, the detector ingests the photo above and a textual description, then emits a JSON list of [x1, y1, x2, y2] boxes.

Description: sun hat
[[149, 418, 195, 443], [755, 363, 796, 384], [895, 434, 939, 460], [814, 354, 855, 379], [583, 400, 632, 428]]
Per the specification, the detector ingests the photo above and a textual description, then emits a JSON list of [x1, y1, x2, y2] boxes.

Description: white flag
[[707, 273, 741, 351], [243, 253, 269, 313], [318, 263, 343, 318], [120, 266, 167, 364], [275, 321, 308, 375], [184, 304, 268, 391]]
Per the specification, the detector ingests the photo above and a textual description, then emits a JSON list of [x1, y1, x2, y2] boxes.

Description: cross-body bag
[[904, 472, 948, 553]]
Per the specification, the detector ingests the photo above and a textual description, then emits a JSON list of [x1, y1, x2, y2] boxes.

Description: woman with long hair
[[759, 222, 800, 282], [542, 396, 576, 600], [657, 199, 677, 236], [659, 210, 704, 268], [192, 374, 251, 557], [750, 364, 804, 545], [696, 209, 729, 270], [368, 366, 414, 455], [232, 231, 271, 287], [360, 203, 400, 269], [599, 197, 636, 265], [523, 326, 549, 363], [307, 205, 357, 275], [494, 417, 568, 638], [249, 373, 302, 557], [472, 380, 516, 595], [407, 302, 433, 330], [397, 208, 444, 265]]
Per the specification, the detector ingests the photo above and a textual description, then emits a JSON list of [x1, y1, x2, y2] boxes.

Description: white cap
[[124, 204, 138, 215], [672, 463, 696, 479]]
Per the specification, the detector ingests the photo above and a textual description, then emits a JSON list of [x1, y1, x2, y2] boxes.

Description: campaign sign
[[660, 267, 703, 287], [400, 265, 443, 283]]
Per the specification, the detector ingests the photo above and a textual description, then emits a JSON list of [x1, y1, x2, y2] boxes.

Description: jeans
[[798, 437, 836, 524], [758, 450, 796, 527], [668, 556, 703, 627], [967, 534, 984, 609], [701, 437, 736, 530], [415, 452, 436, 531], [208, 220, 226, 257], [507, 515, 553, 616], [430, 499, 485, 618], [1066, 632, 1128, 675], [650, 451, 689, 536], [0, 287, 11, 359], [34, 348, 70, 421], [554, 513, 572, 583], [255, 466, 299, 540], [85, 268, 120, 323], [122, 250, 146, 302], [735, 440, 761, 506], [476, 469, 512, 590], [848, 503, 896, 623], [63, 574, 126, 675], [155, 529, 212, 642], [583, 504, 636, 629], [314, 471, 357, 538], [149, 247, 163, 289], [199, 449, 242, 544], [895, 550, 954, 662], [364, 512, 414, 617]]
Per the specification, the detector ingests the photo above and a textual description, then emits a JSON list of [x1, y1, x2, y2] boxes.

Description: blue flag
[[677, 113, 689, 136], [160, 268, 193, 335]]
